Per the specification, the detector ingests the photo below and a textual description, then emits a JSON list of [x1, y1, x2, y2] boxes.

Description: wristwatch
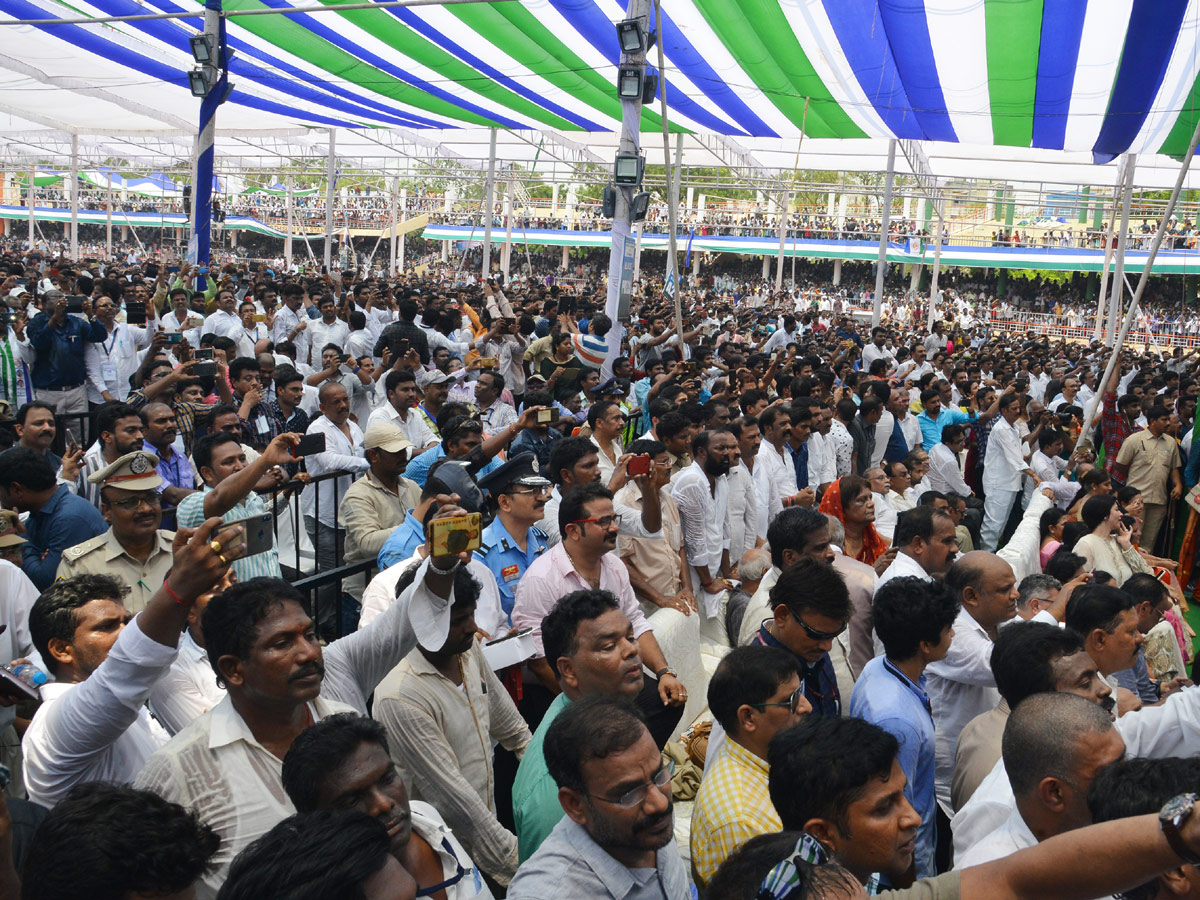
[[1159, 793, 1200, 865], [656, 666, 677, 679]]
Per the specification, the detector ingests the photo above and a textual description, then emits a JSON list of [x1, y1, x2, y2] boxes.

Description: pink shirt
[[511, 542, 652, 658]]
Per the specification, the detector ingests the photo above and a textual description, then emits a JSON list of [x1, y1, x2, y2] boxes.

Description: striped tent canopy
[[3, 0, 1200, 171], [241, 181, 320, 195]]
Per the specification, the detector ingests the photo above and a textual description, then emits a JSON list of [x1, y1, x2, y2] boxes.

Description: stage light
[[617, 66, 643, 101], [631, 192, 650, 222], [616, 19, 644, 53], [188, 68, 210, 98], [189, 34, 214, 64], [641, 72, 658, 105], [614, 153, 643, 186]]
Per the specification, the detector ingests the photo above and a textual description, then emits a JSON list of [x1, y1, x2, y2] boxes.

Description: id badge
[[255, 416, 270, 435], [101, 362, 118, 382]]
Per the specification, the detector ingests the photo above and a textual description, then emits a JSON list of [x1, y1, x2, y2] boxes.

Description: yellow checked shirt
[[689, 736, 781, 887]]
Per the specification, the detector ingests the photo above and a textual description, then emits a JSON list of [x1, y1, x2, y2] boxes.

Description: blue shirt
[[377, 510, 426, 571], [403, 444, 501, 489], [23, 484, 107, 590], [787, 441, 809, 489], [1112, 648, 1161, 705], [752, 623, 840, 717], [478, 518, 548, 622], [884, 418, 910, 463], [26, 313, 109, 389], [917, 406, 976, 449], [510, 427, 562, 469], [849, 657, 937, 881]]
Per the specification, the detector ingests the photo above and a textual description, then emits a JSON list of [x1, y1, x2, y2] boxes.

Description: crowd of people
[[1, 232, 1200, 900]]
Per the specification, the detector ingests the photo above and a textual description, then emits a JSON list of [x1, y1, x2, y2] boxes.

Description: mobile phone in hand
[[292, 432, 326, 458], [627, 454, 652, 476]]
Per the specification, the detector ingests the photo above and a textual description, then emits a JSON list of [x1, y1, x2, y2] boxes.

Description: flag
[[684, 228, 695, 268]]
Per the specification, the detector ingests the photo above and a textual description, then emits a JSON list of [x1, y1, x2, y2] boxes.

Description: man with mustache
[[140, 401, 196, 530], [56, 450, 176, 614], [134, 505, 475, 899], [477, 452, 552, 627], [282, 713, 492, 900]]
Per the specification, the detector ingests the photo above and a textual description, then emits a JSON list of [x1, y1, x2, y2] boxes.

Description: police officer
[[0, 509, 27, 568], [56, 450, 174, 613], [477, 452, 551, 625]]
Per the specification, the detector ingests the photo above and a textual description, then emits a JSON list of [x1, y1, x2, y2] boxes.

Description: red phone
[[627, 454, 652, 476]]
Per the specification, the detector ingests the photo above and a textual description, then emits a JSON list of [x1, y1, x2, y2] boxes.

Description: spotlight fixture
[[616, 18, 644, 53], [188, 68, 210, 98], [631, 191, 651, 222], [602, 185, 617, 218], [616, 66, 644, 101], [189, 33, 215, 64], [613, 153, 644, 186], [641, 72, 658, 105]]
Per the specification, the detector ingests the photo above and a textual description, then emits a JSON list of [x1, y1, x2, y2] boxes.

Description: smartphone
[[198, 266, 209, 275], [227, 512, 274, 557], [167, 265, 180, 274], [163, 332, 183, 345], [253, 313, 266, 322], [196, 348, 214, 360], [427, 512, 482, 556], [398, 338, 410, 354], [0, 312, 18, 325], [126, 301, 147, 326], [65, 294, 86, 314], [12, 278, 27, 287], [478, 357, 497, 368], [193, 361, 218, 378], [627, 453, 652, 476], [0, 667, 40, 703], [485, 626, 533, 647], [292, 432, 326, 458], [536, 407, 560, 425]]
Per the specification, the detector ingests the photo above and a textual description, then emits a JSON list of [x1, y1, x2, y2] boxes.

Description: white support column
[[323, 128, 336, 271], [774, 189, 788, 292], [1092, 174, 1122, 343], [928, 209, 944, 331], [285, 176, 294, 268], [388, 176, 398, 275], [482, 127, 498, 281], [551, 182, 559, 217], [832, 258, 841, 285], [871, 140, 896, 328], [762, 255, 770, 278], [561, 245, 569, 270], [1107, 153, 1136, 346], [69, 133, 79, 260], [398, 187, 407, 273], [27, 165, 35, 249], [502, 178, 514, 280], [633, 221, 644, 284], [105, 184, 113, 259]]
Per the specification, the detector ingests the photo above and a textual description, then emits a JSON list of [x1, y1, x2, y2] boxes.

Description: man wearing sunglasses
[[56, 450, 175, 614]]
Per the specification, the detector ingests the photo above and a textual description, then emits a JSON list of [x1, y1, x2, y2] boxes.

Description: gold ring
[[209, 540, 223, 554], [218, 554, 228, 565]]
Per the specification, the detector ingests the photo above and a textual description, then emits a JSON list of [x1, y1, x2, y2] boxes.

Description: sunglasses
[[751, 686, 807, 715], [791, 609, 847, 642]]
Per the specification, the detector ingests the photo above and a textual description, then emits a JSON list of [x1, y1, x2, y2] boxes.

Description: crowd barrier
[[986, 317, 1200, 349]]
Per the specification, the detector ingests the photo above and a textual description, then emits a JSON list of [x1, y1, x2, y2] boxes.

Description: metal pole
[[604, 0, 653, 370], [324, 127, 336, 271], [1092, 171, 1122, 342], [927, 207, 944, 331], [872, 139, 896, 328], [27, 165, 34, 250], [482, 127, 497, 281], [774, 187, 788, 294], [191, 0, 225, 271], [69, 133, 79, 260], [1079, 115, 1200, 443], [388, 175, 398, 275], [105, 182, 112, 259], [398, 186, 407, 273], [284, 175, 293, 268], [502, 176, 514, 280], [1107, 153, 1136, 346]]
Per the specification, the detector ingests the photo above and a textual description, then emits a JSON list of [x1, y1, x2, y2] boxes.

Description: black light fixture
[[613, 153, 643, 186], [616, 18, 644, 53], [189, 33, 214, 64], [602, 186, 617, 218], [616, 66, 643, 101], [188, 68, 210, 98], [631, 191, 651, 222], [641, 72, 658, 105]]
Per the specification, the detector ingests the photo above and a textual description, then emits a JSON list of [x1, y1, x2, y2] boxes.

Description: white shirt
[[308, 317, 350, 364], [84, 321, 153, 403], [762, 328, 798, 353], [807, 431, 837, 488], [24, 616, 174, 809], [982, 417, 1027, 493], [899, 414, 923, 451], [366, 401, 438, 451], [861, 342, 896, 374], [870, 410, 894, 469], [135, 567, 449, 898], [727, 463, 761, 565], [0, 562, 43, 732], [753, 441, 797, 539], [148, 630, 225, 737], [160, 309, 204, 347], [301, 416, 369, 527], [272, 304, 311, 363], [1026, 449, 1078, 508], [927, 442, 972, 496], [235, 323, 268, 361], [202, 308, 243, 341], [360, 552, 506, 640], [672, 461, 730, 618], [956, 803, 1037, 867], [873, 491, 897, 541], [924, 608, 1001, 810], [540, 485, 662, 548]]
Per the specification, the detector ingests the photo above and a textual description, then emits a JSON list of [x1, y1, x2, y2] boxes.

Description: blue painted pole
[[189, 0, 228, 272]]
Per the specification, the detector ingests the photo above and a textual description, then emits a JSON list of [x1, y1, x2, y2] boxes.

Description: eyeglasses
[[506, 486, 551, 497], [792, 610, 847, 641], [752, 686, 807, 715], [104, 494, 162, 511], [571, 515, 619, 529], [588, 763, 673, 809]]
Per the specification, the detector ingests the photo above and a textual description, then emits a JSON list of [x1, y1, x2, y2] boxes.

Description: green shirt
[[512, 692, 571, 864]]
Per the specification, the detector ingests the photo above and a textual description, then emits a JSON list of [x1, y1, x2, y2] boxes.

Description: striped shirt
[[176, 487, 281, 582]]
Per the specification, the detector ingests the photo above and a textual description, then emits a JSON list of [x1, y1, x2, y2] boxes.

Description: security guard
[[477, 452, 551, 625], [56, 450, 175, 613]]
